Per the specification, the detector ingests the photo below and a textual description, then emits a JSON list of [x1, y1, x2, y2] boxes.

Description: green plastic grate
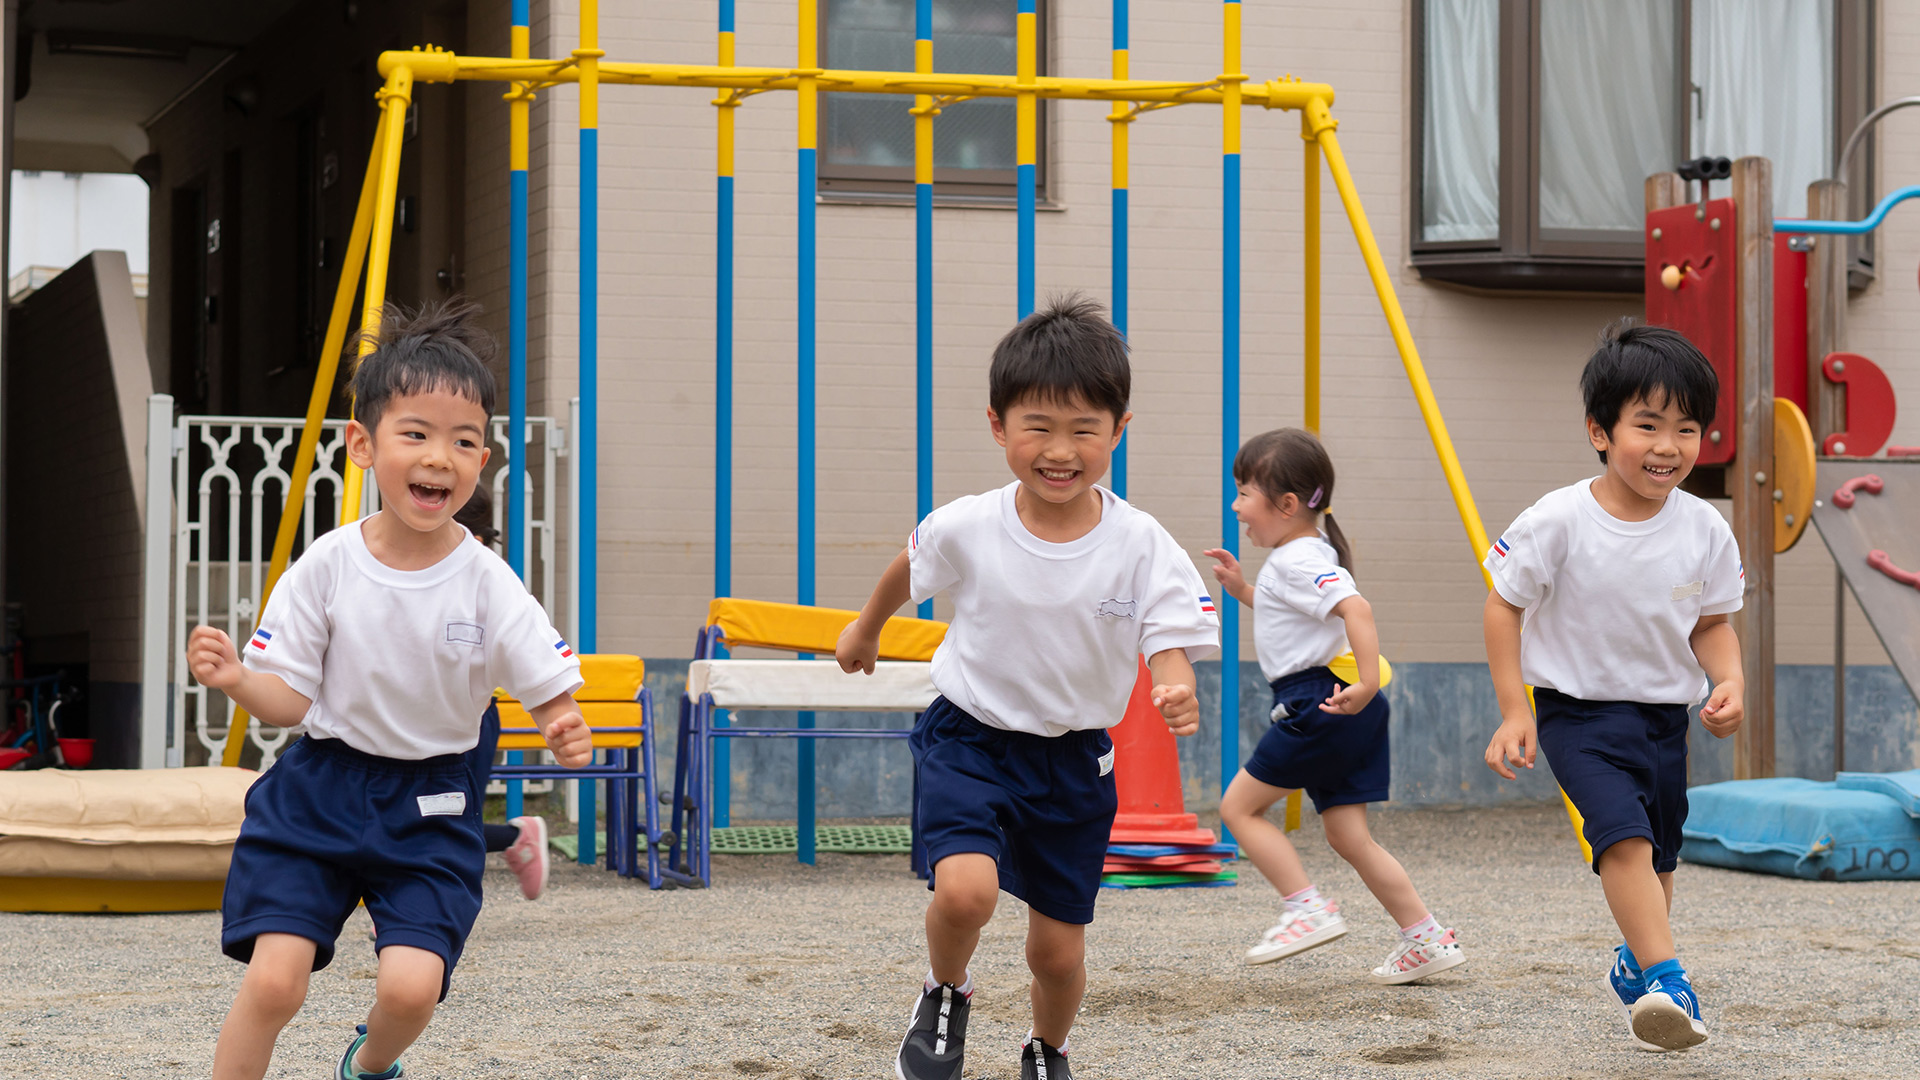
[[545, 825, 912, 861], [712, 824, 913, 854]]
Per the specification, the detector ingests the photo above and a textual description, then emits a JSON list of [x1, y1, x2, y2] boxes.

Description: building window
[[1413, 0, 1874, 292], [819, 0, 1044, 201]]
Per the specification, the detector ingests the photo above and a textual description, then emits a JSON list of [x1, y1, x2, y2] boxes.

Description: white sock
[[1401, 914, 1444, 944], [925, 969, 973, 997], [1283, 884, 1328, 913]]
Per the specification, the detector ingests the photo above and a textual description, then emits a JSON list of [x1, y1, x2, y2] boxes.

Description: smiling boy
[[1482, 323, 1745, 1053], [836, 295, 1219, 1080], [189, 300, 592, 1080]]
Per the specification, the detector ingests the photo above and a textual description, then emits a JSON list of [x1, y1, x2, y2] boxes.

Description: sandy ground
[[5, 804, 1918, 1079]]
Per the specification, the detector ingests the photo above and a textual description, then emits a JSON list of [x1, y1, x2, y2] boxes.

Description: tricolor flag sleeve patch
[[1312, 572, 1342, 591], [1198, 594, 1216, 614], [1492, 537, 1511, 559], [250, 628, 272, 651], [909, 526, 919, 552], [555, 639, 574, 659]]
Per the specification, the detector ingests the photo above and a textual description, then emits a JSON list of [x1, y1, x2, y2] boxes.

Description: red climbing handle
[[1888, 446, 1920, 458], [1833, 474, 1884, 509], [1868, 550, 1920, 588]]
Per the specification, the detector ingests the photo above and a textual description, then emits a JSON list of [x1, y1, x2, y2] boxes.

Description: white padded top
[[686, 659, 938, 711]]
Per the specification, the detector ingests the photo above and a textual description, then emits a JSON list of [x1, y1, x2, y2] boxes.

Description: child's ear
[[1586, 416, 1612, 456], [345, 419, 375, 469], [1277, 492, 1300, 518], [988, 409, 1009, 448], [1108, 410, 1132, 449]]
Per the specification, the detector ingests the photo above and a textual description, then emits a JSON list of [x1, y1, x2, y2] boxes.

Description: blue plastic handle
[[1776, 184, 1920, 235]]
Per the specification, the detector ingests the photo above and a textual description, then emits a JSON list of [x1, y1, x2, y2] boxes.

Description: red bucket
[[0, 747, 28, 770], [57, 738, 94, 768]]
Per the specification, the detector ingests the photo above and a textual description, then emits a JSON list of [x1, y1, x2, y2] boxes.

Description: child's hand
[[1699, 680, 1745, 739], [1320, 681, 1378, 715], [1153, 683, 1199, 737], [1201, 548, 1245, 595], [541, 709, 593, 768], [835, 621, 880, 676], [1483, 714, 1536, 780], [188, 625, 246, 690]]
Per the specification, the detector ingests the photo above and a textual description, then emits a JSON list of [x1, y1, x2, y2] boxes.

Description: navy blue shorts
[[1534, 689, 1690, 875], [1241, 667, 1391, 814], [221, 736, 484, 1000], [911, 697, 1117, 926]]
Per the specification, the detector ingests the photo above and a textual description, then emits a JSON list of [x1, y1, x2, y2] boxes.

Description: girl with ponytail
[[1203, 428, 1465, 984]]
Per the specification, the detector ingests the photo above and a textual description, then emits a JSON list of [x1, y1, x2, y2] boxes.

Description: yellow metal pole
[[1312, 107, 1491, 573], [340, 66, 416, 525], [1302, 119, 1321, 437], [217, 112, 390, 767]]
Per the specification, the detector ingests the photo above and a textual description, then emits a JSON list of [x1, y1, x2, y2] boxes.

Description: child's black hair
[[988, 292, 1130, 424], [1580, 321, 1719, 464], [348, 298, 497, 436], [454, 486, 500, 548], [1233, 428, 1353, 573]]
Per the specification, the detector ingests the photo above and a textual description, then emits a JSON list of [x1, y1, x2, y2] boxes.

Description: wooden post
[[1732, 156, 1775, 780], [1806, 179, 1848, 442], [1646, 172, 1686, 214]]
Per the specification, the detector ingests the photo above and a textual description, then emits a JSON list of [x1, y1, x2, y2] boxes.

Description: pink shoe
[[502, 816, 549, 900]]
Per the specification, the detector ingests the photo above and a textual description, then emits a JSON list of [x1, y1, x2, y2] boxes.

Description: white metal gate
[[142, 402, 569, 768]]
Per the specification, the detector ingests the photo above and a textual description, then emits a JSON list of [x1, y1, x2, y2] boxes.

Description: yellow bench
[[492, 654, 686, 887], [668, 598, 947, 885]]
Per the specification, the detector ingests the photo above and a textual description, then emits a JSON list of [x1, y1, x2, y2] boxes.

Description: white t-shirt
[[244, 520, 584, 759], [909, 482, 1220, 737], [1253, 533, 1361, 683], [1485, 478, 1743, 705]]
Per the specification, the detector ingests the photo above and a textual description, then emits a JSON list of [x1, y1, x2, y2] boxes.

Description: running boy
[[1483, 322, 1744, 1053], [189, 300, 592, 1080], [836, 295, 1219, 1080]]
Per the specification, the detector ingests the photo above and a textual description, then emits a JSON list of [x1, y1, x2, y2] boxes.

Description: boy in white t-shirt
[[188, 300, 592, 1080], [1483, 323, 1745, 1053], [836, 295, 1219, 1080]]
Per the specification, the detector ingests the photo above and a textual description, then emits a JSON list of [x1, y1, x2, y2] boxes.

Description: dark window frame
[[1411, 0, 1875, 293], [816, 0, 1048, 201]]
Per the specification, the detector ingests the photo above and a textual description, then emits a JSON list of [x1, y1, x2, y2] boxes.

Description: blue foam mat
[[1107, 842, 1239, 858], [1835, 769, 1920, 818], [1681, 777, 1920, 881]]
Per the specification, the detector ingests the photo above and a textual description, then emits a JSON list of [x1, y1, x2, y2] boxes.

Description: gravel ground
[[5, 804, 1917, 1079]]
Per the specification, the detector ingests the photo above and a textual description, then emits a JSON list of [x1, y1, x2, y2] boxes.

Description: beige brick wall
[[482, 0, 1914, 669]]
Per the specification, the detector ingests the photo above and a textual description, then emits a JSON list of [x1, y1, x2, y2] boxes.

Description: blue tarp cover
[[1680, 777, 1920, 881]]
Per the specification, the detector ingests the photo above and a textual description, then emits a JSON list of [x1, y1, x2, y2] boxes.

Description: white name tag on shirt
[[1671, 581, 1704, 601], [1097, 747, 1115, 776], [417, 792, 467, 817]]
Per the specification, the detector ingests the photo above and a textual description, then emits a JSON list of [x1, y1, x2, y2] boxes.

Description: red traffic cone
[[1109, 656, 1217, 845]]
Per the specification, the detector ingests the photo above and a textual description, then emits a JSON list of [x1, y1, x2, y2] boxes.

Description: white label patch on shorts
[[1097, 747, 1115, 776], [417, 792, 468, 817], [1671, 581, 1704, 601]]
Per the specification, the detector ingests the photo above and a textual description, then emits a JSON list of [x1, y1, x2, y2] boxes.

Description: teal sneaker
[[339, 1024, 405, 1080], [1631, 964, 1708, 1051]]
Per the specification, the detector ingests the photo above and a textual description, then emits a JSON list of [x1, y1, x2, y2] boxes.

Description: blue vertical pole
[[1220, 0, 1243, 827], [798, 13, 821, 866], [504, 0, 531, 828], [1111, 0, 1129, 499], [915, 0, 934, 619], [1017, 0, 1038, 319], [713, 0, 738, 833], [575, 2, 601, 865]]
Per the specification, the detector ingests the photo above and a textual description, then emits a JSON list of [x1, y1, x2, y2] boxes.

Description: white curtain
[[1691, 0, 1833, 220], [1421, 0, 1501, 243], [1539, 0, 1678, 234]]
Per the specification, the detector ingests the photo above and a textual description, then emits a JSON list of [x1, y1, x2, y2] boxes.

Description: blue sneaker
[[1603, 947, 1666, 1052], [1632, 968, 1708, 1051], [338, 1024, 405, 1080]]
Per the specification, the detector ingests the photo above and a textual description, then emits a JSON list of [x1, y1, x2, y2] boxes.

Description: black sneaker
[[895, 983, 969, 1080], [1019, 1036, 1072, 1080]]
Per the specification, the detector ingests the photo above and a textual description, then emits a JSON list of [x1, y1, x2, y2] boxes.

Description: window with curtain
[[1413, 0, 1871, 291], [818, 0, 1043, 199]]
